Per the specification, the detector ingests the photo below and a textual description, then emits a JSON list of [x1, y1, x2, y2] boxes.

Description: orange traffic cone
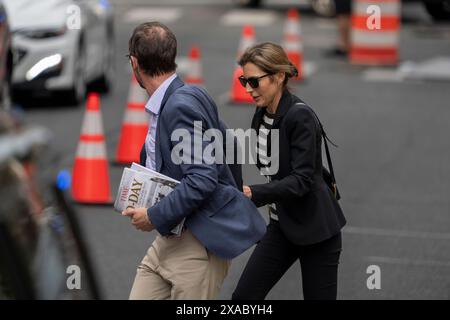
[[115, 73, 149, 164], [282, 8, 303, 80], [230, 25, 256, 104], [185, 46, 204, 85], [350, 0, 400, 65], [72, 93, 112, 204]]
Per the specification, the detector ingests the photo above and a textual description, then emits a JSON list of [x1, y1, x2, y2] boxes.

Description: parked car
[[232, 0, 450, 21], [0, 0, 13, 110], [3, 0, 114, 105], [0, 110, 101, 299]]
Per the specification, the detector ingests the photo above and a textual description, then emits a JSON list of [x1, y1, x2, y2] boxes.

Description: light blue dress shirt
[[144, 73, 178, 170]]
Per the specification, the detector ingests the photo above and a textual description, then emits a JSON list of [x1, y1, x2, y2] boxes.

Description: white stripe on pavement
[[124, 7, 182, 23], [344, 226, 450, 240], [221, 9, 278, 26], [362, 69, 404, 82]]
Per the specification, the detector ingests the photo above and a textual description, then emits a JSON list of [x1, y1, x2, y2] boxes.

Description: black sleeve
[[250, 107, 317, 207]]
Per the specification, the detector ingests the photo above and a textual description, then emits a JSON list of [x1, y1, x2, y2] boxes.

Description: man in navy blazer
[[123, 22, 265, 300]]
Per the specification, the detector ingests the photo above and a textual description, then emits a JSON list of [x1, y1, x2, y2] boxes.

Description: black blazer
[[250, 90, 346, 245]]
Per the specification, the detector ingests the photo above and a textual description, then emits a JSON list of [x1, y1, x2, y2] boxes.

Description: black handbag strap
[[294, 103, 339, 197]]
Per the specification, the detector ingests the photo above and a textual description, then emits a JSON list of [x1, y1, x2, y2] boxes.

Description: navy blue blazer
[[140, 77, 266, 260]]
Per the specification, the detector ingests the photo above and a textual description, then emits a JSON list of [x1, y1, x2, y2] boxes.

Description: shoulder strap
[[294, 103, 339, 198]]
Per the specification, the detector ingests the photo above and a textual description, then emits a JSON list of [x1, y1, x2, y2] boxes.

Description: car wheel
[[232, 0, 261, 8], [69, 45, 86, 105], [424, 0, 450, 21], [311, 0, 336, 17]]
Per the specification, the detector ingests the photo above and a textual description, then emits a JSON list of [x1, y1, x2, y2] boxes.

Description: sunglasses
[[238, 74, 272, 89]]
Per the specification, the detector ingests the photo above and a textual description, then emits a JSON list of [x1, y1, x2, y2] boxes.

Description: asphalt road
[[19, 0, 450, 299]]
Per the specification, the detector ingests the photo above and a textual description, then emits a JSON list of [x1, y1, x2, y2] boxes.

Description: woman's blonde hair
[[238, 42, 298, 87]]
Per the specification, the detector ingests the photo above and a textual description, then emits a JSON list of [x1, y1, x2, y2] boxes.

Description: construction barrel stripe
[[350, 0, 401, 65]]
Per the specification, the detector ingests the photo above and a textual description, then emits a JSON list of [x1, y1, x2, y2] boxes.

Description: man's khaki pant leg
[[129, 230, 230, 300], [129, 239, 171, 300]]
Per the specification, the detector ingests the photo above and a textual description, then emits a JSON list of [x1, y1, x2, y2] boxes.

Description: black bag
[[296, 103, 341, 201]]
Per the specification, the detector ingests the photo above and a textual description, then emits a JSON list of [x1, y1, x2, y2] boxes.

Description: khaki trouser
[[129, 230, 230, 300]]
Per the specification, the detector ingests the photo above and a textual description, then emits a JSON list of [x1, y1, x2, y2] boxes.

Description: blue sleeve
[[147, 97, 219, 235]]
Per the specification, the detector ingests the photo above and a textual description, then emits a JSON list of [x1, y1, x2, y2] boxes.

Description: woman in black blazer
[[232, 42, 346, 300]]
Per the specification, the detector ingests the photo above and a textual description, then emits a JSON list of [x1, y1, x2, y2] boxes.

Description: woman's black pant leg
[[232, 222, 297, 300], [299, 233, 342, 300]]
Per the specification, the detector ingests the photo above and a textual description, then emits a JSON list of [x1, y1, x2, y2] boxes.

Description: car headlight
[[26, 54, 63, 81], [15, 26, 67, 39]]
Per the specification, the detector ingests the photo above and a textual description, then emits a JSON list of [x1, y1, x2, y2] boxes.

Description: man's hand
[[243, 185, 252, 199], [122, 207, 155, 232]]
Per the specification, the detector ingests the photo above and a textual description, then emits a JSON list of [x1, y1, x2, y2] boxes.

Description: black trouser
[[232, 221, 342, 300]]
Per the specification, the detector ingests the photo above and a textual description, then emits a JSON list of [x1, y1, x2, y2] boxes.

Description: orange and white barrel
[[350, 0, 401, 66]]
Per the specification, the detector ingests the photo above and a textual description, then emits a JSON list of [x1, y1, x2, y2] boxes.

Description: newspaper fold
[[114, 163, 185, 236]]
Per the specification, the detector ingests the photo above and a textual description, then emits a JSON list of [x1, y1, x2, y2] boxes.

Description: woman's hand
[[243, 185, 252, 199]]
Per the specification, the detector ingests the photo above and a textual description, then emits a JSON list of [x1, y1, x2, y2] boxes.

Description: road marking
[[344, 226, 450, 240], [400, 57, 450, 82], [362, 69, 404, 82], [366, 256, 450, 268], [220, 9, 279, 26], [363, 57, 450, 83], [123, 7, 182, 23]]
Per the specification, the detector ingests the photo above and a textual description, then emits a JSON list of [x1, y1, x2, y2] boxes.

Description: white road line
[[123, 7, 182, 23], [362, 69, 404, 82], [344, 226, 450, 240], [363, 58, 450, 83], [366, 256, 450, 268], [401, 57, 450, 82], [220, 9, 279, 26]]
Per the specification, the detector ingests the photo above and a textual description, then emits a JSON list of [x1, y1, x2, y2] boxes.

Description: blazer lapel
[[251, 107, 265, 131], [271, 90, 293, 129], [155, 76, 185, 172]]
